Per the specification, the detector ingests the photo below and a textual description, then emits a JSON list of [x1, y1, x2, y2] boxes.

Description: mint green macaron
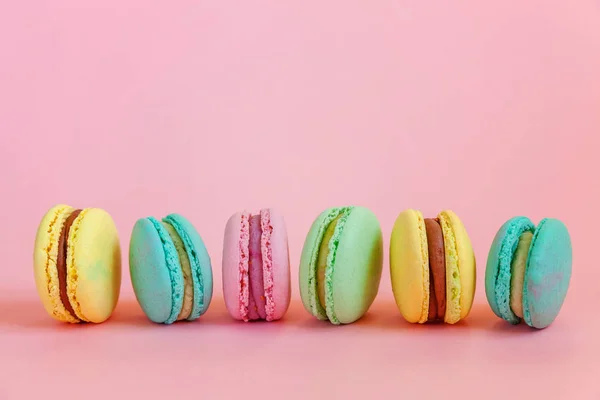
[[485, 216, 572, 329], [299, 206, 383, 324], [129, 214, 213, 324]]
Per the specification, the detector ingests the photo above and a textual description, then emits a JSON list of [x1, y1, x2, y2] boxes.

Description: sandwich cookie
[[299, 206, 383, 325], [222, 208, 291, 322], [390, 209, 476, 324], [485, 217, 572, 329], [129, 214, 213, 324], [33, 204, 122, 323]]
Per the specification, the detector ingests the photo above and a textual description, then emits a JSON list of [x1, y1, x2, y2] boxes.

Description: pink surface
[[1, 0, 599, 398]]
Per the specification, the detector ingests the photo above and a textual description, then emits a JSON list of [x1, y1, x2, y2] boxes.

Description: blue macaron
[[129, 214, 213, 324], [485, 216, 572, 329]]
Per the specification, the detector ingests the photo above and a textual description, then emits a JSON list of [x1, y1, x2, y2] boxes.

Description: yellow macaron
[[390, 209, 475, 324], [33, 204, 122, 323]]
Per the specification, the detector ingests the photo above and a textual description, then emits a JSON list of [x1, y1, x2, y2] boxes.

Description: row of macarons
[[33, 205, 572, 329]]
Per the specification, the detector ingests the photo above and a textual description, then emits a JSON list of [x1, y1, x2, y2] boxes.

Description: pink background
[[1, 1, 599, 398]]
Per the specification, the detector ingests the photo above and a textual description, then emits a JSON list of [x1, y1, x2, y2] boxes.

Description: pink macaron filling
[[249, 214, 266, 319], [239, 210, 275, 321]]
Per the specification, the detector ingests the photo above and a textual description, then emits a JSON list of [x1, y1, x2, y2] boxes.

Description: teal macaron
[[485, 216, 572, 329], [129, 214, 213, 324], [299, 206, 383, 325]]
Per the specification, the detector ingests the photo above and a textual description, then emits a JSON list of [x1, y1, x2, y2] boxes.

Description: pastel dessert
[[129, 214, 213, 324], [222, 208, 291, 322], [390, 209, 476, 324], [299, 206, 383, 325], [33, 204, 122, 323], [485, 216, 572, 329]]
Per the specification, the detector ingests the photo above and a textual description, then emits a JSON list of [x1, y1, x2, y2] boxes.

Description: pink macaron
[[222, 208, 291, 322]]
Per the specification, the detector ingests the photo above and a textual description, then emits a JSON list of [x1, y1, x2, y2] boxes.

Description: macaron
[[222, 208, 291, 322], [485, 216, 572, 329], [390, 209, 476, 324], [299, 206, 383, 325], [33, 204, 122, 323], [129, 214, 213, 324]]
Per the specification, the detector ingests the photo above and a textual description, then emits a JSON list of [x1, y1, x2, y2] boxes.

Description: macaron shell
[[523, 218, 572, 329], [265, 208, 291, 321], [298, 208, 345, 321], [439, 210, 476, 322], [67, 208, 121, 323], [331, 206, 383, 324], [164, 214, 213, 319], [222, 212, 244, 321], [33, 204, 79, 323], [437, 212, 460, 323], [484, 216, 535, 323], [390, 209, 429, 324], [130, 218, 183, 324]]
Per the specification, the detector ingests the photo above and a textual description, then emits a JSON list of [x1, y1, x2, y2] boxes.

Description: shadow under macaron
[[289, 299, 514, 332], [0, 293, 111, 330], [356, 299, 495, 332]]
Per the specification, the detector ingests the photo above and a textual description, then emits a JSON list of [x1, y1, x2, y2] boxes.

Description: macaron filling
[[492, 217, 536, 324], [248, 214, 266, 320], [306, 208, 342, 320], [41, 205, 78, 322], [509, 231, 533, 319], [424, 218, 446, 322], [56, 208, 83, 322], [163, 214, 205, 320], [324, 211, 352, 325], [239, 210, 275, 322], [313, 207, 353, 325], [317, 214, 342, 311], [162, 222, 194, 321]]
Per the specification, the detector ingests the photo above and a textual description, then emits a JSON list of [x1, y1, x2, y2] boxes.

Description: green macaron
[[299, 206, 383, 324]]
